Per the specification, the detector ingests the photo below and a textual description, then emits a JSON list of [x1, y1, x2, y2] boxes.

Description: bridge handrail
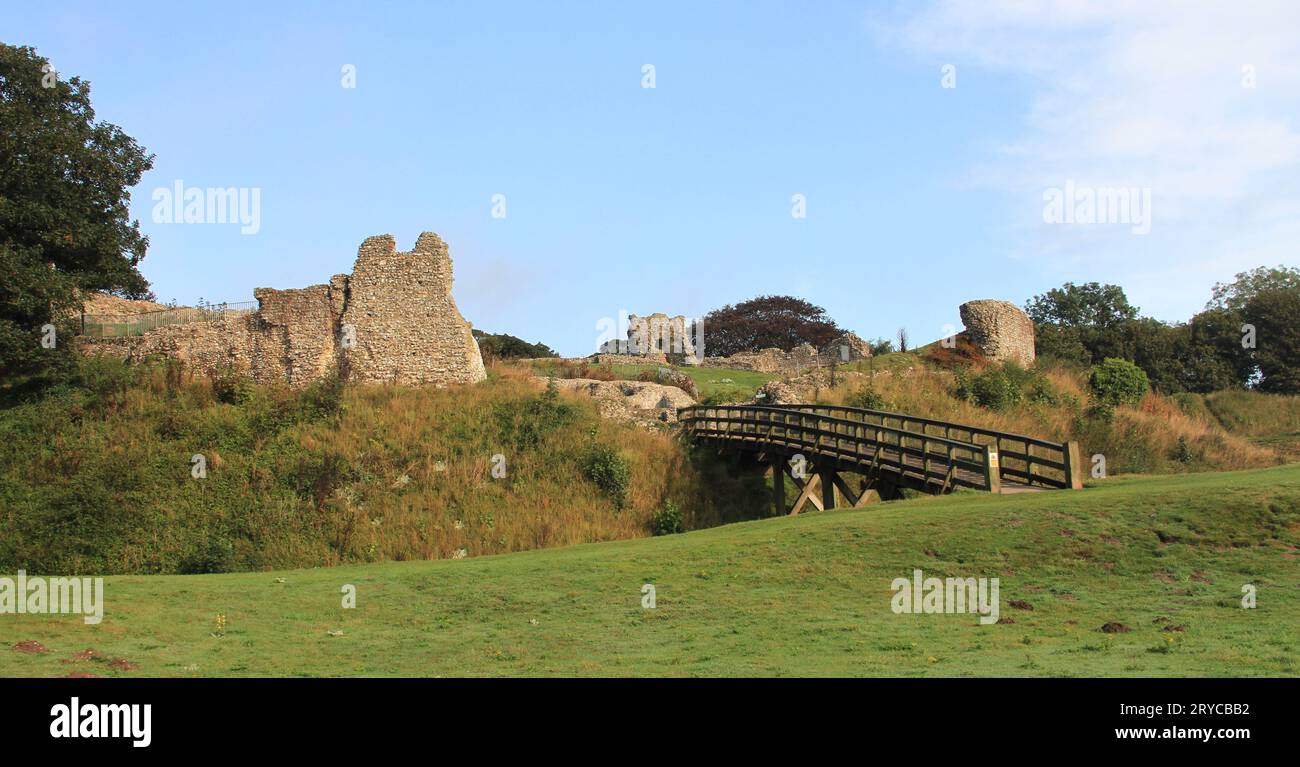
[[768, 403, 1062, 450], [764, 403, 1081, 490], [679, 403, 1082, 491], [677, 404, 1000, 492], [679, 405, 985, 450]]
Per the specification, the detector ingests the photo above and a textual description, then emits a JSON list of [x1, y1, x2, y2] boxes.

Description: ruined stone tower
[[340, 232, 486, 386], [958, 299, 1036, 367], [599, 313, 702, 365]]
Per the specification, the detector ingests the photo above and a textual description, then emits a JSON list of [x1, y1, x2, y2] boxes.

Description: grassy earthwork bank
[[0, 358, 770, 575], [3, 463, 1297, 677]]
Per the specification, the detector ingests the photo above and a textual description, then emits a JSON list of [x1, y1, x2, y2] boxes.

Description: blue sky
[[9, 1, 1299, 355]]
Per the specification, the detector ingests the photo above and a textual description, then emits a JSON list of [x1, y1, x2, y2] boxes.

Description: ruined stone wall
[[79, 313, 255, 377], [79, 231, 487, 389], [599, 313, 700, 365], [698, 333, 870, 374], [817, 332, 871, 365], [958, 299, 1036, 367], [340, 233, 486, 386], [251, 284, 340, 386], [590, 352, 669, 366]]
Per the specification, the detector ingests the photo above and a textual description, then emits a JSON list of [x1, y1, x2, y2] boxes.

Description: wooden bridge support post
[[982, 444, 1002, 494], [1063, 440, 1084, 490], [771, 457, 785, 516], [819, 469, 836, 511]]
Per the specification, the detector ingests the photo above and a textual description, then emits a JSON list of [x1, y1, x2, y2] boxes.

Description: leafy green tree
[[0, 44, 154, 383], [1025, 282, 1139, 363], [1032, 324, 1090, 366], [1126, 318, 1187, 394], [1244, 288, 1300, 394], [1026, 282, 1139, 329], [868, 337, 895, 356], [1088, 358, 1149, 408], [1209, 265, 1300, 313], [702, 295, 842, 357], [1184, 307, 1254, 391], [473, 330, 557, 360], [1198, 267, 1300, 392]]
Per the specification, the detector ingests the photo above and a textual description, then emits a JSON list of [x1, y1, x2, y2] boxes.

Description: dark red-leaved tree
[[702, 295, 842, 357]]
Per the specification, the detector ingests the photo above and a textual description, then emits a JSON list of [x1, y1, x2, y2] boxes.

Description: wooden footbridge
[[677, 403, 1083, 515]]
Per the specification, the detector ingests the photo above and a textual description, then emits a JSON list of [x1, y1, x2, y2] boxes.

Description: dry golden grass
[[286, 371, 765, 564], [819, 360, 1283, 476], [0, 358, 769, 574]]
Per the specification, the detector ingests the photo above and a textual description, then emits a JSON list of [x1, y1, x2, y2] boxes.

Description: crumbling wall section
[[600, 312, 700, 365], [340, 233, 486, 386], [79, 231, 487, 389], [250, 284, 340, 386], [958, 299, 1036, 367]]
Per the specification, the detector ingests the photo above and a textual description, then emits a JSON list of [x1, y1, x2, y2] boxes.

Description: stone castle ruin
[[83, 232, 487, 388], [699, 332, 872, 373], [958, 299, 1036, 367], [599, 313, 702, 365]]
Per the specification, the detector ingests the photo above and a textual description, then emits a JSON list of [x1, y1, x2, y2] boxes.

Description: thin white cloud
[[885, 0, 1300, 318]]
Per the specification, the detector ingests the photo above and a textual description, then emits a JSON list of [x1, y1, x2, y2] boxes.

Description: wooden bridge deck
[[678, 403, 1082, 514]]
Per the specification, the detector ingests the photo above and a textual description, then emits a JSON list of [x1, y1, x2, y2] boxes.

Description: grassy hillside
[[0, 359, 769, 575], [1174, 389, 1300, 458], [818, 356, 1289, 476], [525, 358, 775, 403], [3, 464, 1297, 677]]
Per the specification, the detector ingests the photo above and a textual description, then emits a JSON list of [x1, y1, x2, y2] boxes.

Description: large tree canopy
[[1025, 282, 1139, 328], [702, 295, 842, 357], [0, 43, 154, 381], [1026, 282, 1141, 365], [1209, 266, 1300, 313]]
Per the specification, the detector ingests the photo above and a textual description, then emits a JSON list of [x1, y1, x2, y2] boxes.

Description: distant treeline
[[1026, 266, 1300, 395], [472, 330, 558, 360]]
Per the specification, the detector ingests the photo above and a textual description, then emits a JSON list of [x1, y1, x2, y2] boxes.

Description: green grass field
[[4, 464, 1298, 677], [605, 363, 775, 402]]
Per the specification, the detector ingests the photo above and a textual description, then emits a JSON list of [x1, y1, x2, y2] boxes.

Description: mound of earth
[[755, 370, 879, 405], [74, 291, 170, 316], [539, 377, 696, 424]]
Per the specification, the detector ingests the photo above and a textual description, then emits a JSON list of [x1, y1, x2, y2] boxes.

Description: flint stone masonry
[[700, 333, 870, 373], [541, 376, 696, 425], [80, 232, 487, 388], [591, 352, 669, 366], [959, 299, 1036, 367], [599, 313, 701, 365], [820, 332, 872, 364], [342, 233, 486, 385]]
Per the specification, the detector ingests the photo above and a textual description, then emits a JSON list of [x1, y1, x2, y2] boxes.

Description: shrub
[[650, 501, 684, 535], [846, 385, 887, 410], [494, 380, 577, 449], [77, 356, 135, 411], [302, 372, 347, 420], [1027, 376, 1061, 406], [211, 368, 254, 405], [1088, 358, 1149, 408], [178, 535, 236, 574], [583, 444, 631, 510], [954, 362, 1053, 411], [972, 370, 1019, 410]]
